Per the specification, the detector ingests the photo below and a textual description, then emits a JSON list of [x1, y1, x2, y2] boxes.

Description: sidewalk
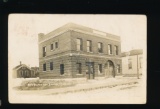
[[16, 76, 140, 95]]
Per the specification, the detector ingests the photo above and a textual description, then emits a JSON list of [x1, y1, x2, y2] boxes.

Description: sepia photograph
[[8, 14, 147, 104]]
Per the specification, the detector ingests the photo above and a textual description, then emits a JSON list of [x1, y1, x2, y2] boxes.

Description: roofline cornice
[[39, 28, 121, 44]]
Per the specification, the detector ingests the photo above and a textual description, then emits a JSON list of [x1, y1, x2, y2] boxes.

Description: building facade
[[38, 23, 122, 79], [121, 49, 143, 77], [13, 62, 39, 78], [13, 62, 32, 78]]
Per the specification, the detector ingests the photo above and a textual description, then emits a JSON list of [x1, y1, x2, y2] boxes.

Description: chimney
[[20, 61, 21, 65], [38, 33, 45, 42]]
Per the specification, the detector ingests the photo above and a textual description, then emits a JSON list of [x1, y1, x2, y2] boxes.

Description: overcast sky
[[8, 14, 146, 68]]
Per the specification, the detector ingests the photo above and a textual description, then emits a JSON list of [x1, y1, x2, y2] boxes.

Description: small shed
[[13, 62, 32, 78]]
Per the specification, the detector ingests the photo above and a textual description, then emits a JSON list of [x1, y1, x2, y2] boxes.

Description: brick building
[[38, 23, 122, 79]]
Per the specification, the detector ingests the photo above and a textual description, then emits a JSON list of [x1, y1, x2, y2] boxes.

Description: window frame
[[77, 63, 82, 74], [117, 64, 120, 73], [55, 41, 58, 49], [98, 64, 102, 73], [50, 62, 53, 71], [60, 64, 64, 75], [42, 46, 46, 57], [50, 43, 54, 51], [76, 38, 83, 51], [43, 63, 46, 71], [108, 44, 112, 55], [115, 45, 118, 55], [98, 42, 103, 53], [87, 40, 92, 52]]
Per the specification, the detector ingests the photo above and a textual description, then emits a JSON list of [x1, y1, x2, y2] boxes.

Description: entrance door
[[60, 64, 64, 75], [86, 62, 94, 79], [105, 61, 115, 78]]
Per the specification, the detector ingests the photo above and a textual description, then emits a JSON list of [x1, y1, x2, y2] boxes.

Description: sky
[[8, 14, 146, 68]]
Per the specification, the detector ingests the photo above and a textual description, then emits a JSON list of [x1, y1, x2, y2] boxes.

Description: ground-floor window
[[50, 62, 53, 70], [98, 64, 102, 73], [117, 64, 120, 73], [77, 63, 82, 74], [43, 63, 46, 71], [60, 64, 64, 75]]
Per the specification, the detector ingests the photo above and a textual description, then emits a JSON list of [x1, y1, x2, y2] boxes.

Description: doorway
[[86, 62, 94, 79], [105, 60, 115, 78]]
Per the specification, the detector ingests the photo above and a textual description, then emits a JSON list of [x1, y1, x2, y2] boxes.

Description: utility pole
[[137, 55, 139, 79]]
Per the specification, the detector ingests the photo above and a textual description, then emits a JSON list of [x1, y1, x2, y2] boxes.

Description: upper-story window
[[108, 44, 112, 55], [50, 41, 58, 51], [50, 43, 54, 50], [87, 40, 92, 52], [114, 45, 118, 55], [43, 46, 46, 57], [76, 38, 82, 51], [98, 42, 103, 53], [55, 42, 58, 48]]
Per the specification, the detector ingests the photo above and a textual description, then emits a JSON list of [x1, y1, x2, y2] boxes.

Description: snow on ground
[[9, 76, 146, 104]]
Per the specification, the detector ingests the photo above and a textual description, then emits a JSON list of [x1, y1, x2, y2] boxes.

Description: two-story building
[[38, 23, 122, 79]]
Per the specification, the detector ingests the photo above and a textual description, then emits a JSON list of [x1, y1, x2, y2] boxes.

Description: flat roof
[[38, 22, 121, 43]]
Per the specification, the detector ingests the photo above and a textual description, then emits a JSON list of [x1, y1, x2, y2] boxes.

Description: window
[[77, 38, 82, 51], [98, 42, 103, 53], [50, 62, 53, 70], [128, 59, 132, 69], [21, 71, 23, 77], [77, 63, 82, 74], [43, 46, 46, 57], [50, 43, 53, 50], [55, 42, 58, 48], [60, 64, 64, 75], [87, 40, 92, 52], [117, 64, 120, 73], [115, 45, 118, 55], [98, 64, 102, 73], [43, 63, 46, 71], [108, 44, 112, 55], [139, 57, 142, 68]]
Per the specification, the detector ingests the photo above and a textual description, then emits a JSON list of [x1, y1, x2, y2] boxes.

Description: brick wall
[[39, 31, 71, 59], [70, 31, 121, 56], [38, 30, 122, 79]]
